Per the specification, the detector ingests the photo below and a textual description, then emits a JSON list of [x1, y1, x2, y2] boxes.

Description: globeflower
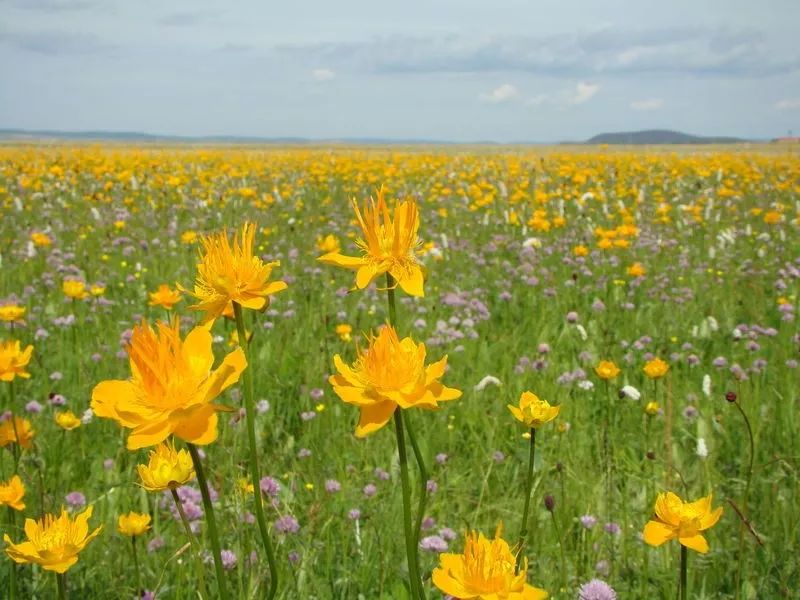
[[627, 263, 646, 277], [118, 512, 152, 537], [0, 475, 26, 510], [0, 304, 26, 323], [508, 391, 560, 429], [643, 358, 670, 379], [318, 188, 425, 297], [432, 526, 548, 600], [91, 320, 246, 449], [149, 284, 182, 310], [642, 492, 722, 553], [4, 506, 102, 573], [594, 360, 620, 380], [183, 222, 287, 324], [0, 416, 34, 449], [62, 280, 89, 300], [329, 324, 461, 437], [316, 234, 340, 254], [0, 340, 33, 381], [137, 441, 195, 491], [55, 410, 82, 431], [30, 232, 52, 247]]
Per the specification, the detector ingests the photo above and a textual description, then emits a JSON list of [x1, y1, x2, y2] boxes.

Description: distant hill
[[587, 130, 747, 145]]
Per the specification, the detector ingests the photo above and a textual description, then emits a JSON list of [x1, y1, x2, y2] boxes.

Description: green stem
[[516, 428, 536, 569], [170, 489, 208, 600], [132, 536, 141, 599], [9, 383, 20, 473], [394, 410, 423, 600], [550, 509, 567, 592], [386, 274, 398, 326], [187, 443, 227, 600], [7, 507, 16, 600], [733, 400, 755, 600], [56, 572, 67, 600], [405, 415, 428, 597], [680, 544, 687, 600], [233, 302, 279, 600]]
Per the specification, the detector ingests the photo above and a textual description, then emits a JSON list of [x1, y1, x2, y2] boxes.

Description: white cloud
[[776, 99, 800, 110], [568, 82, 599, 105], [480, 83, 518, 104], [311, 68, 336, 82], [630, 98, 664, 111]]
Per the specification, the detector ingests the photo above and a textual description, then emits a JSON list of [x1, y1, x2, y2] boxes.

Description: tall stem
[[7, 507, 16, 600], [680, 545, 687, 600], [187, 443, 227, 599], [550, 508, 567, 592], [394, 410, 423, 600], [131, 536, 142, 599], [733, 400, 755, 600], [516, 428, 537, 568], [232, 302, 279, 599], [56, 573, 67, 600], [170, 489, 208, 600]]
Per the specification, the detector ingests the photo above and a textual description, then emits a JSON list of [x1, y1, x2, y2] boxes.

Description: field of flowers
[[0, 145, 798, 599]]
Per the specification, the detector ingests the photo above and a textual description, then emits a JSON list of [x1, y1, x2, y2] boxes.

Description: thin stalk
[[680, 545, 687, 600], [549, 509, 567, 593], [516, 428, 537, 569], [405, 418, 428, 575], [131, 536, 142, 599], [394, 410, 423, 600], [170, 489, 208, 600], [7, 507, 16, 600], [9, 383, 20, 472], [56, 572, 67, 600], [187, 443, 227, 600], [733, 400, 755, 600], [232, 302, 279, 599]]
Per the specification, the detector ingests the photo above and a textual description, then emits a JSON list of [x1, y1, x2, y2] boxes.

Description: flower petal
[[173, 405, 219, 446], [642, 520, 675, 547], [355, 401, 396, 438], [679, 534, 709, 554]]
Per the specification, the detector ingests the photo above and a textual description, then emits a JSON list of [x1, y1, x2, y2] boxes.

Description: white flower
[[706, 316, 719, 332], [578, 380, 594, 391], [522, 237, 542, 249], [81, 408, 94, 424], [474, 375, 502, 392], [576, 324, 588, 341], [732, 328, 743, 340], [696, 438, 708, 459], [621, 385, 641, 401], [702, 374, 712, 397]]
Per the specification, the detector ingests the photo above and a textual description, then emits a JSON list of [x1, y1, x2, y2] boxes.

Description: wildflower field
[[0, 144, 798, 599]]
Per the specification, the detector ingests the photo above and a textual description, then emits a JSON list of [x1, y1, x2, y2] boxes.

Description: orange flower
[[594, 360, 620, 380], [0, 340, 33, 381], [329, 325, 461, 437], [183, 222, 287, 323], [148, 284, 182, 310], [91, 320, 246, 450], [643, 357, 669, 379], [318, 188, 425, 297], [0, 475, 26, 511], [0, 416, 34, 449]]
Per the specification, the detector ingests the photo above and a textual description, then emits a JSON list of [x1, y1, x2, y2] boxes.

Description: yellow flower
[[148, 284, 182, 310], [0, 417, 34, 449], [595, 360, 620, 380], [238, 478, 254, 494], [91, 320, 246, 450], [645, 401, 660, 416], [316, 234, 341, 254], [30, 232, 52, 247], [508, 391, 560, 429], [763, 210, 782, 225], [55, 410, 82, 431], [117, 512, 151, 537], [90, 284, 106, 297], [335, 323, 353, 342], [184, 222, 287, 323], [0, 304, 26, 323], [137, 441, 195, 491], [0, 340, 33, 381], [643, 492, 722, 553], [573, 245, 589, 257], [627, 262, 646, 277], [643, 358, 669, 379], [432, 526, 548, 600], [329, 324, 461, 437], [62, 280, 89, 300], [318, 188, 425, 297], [181, 230, 198, 244], [4, 506, 102, 573], [0, 475, 26, 511]]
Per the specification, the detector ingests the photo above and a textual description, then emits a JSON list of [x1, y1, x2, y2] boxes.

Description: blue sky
[[1, 0, 799, 141]]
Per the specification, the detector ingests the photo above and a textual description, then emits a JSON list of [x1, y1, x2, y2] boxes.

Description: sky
[[1, 0, 799, 142]]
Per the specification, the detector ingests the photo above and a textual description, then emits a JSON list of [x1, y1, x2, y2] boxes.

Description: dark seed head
[[725, 391, 737, 403], [544, 495, 555, 512], [646, 451, 656, 460]]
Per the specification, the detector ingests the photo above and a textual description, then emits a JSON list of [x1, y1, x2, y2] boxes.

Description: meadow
[[0, 144, 798, 599]]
